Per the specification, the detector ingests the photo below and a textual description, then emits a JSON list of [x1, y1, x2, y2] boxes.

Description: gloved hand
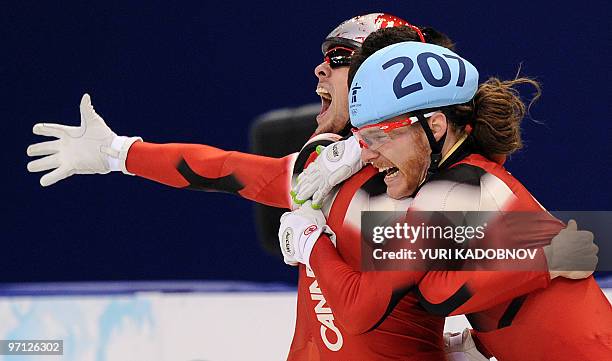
[[444, 328, 490, 361], [543, 219, 598, 280], [278, 201, 336, 268], [291, 136, 363, 209], [27, 94, 141, 186]]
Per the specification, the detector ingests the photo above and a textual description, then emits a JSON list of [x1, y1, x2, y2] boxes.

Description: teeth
[[377, 166, 391, 173], [385, 169, 400, 178], [316, 87, 332, 100]]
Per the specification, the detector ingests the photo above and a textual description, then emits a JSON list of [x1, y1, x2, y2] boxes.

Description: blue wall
[[3, 1, 610, 283]]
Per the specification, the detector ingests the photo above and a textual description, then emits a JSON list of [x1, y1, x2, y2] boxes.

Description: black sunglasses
[[324, 46, 355, 69]]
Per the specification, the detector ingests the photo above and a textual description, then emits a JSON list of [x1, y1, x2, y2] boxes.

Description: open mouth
[[378, 166, 400, 180], [316, 87, 332, 117]]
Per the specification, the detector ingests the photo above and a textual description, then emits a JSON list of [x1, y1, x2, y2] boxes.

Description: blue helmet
[[349, 41, 479, 128]]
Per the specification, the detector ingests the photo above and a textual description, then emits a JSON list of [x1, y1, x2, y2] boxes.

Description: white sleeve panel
[[479, 173, 517, 211], [412, 180, 481, 211]]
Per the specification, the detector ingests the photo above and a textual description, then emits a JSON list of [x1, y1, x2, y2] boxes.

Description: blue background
[[3, 1, 610, 284]]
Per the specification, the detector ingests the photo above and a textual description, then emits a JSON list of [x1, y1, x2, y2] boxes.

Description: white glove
[[27, 94, 141, 186], [278, 201, 336, 268], [291, 136, 363, 209], [444, 329, 490, 361], [544, 219, 598, 280]]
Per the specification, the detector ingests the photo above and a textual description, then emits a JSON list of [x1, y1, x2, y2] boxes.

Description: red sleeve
[[309, 235, 425, 335], [414, 198, 563, 316], [126, 141, 295, 208], [417, 268, 550, 316], [416, 213, 559, 316]]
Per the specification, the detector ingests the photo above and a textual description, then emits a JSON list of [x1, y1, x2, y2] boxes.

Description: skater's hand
[[278, 201, 336, 268], [544, 220, 598, 280], [27, 94, 141, 186], [291, 136, 363, 209]]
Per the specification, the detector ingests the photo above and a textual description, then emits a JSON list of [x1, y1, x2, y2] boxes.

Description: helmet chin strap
[[416, 113, 447, 176]]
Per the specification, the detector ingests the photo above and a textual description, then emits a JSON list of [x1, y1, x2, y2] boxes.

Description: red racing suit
[[123, 138, 611, 360], [126, 141, 300, 208], [124, 138, 448, 360], [307, 140, 612, 361], [413, 152, 612, 360], [289, 165, 446, 360]]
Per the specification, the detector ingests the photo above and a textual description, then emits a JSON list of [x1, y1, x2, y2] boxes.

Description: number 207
[[382, 52, 467, 99]]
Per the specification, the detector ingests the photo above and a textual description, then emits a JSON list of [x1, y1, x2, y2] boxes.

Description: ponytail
[[446, 77, 541, 157]]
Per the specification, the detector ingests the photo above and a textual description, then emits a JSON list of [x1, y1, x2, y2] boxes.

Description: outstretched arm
[[126, 141, 296, 208], [27, 93, 300, 209]]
